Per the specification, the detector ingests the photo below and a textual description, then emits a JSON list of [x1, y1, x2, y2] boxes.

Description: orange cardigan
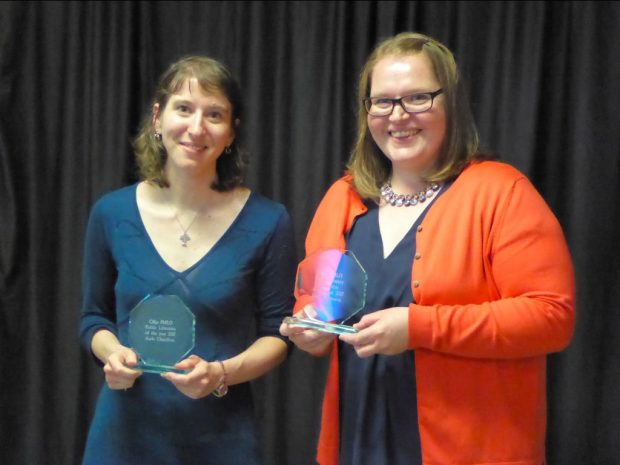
[[297, 161, 575, 465]]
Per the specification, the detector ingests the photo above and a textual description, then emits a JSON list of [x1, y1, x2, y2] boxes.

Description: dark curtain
[[1, 1, 619, 464]]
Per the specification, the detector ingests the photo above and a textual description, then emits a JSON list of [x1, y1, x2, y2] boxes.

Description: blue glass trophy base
[[134, 362, 187, 375], [283, 316, 358, 335]]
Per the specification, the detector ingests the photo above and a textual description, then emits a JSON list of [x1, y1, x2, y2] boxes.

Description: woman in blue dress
[[79, 56, 296, 465]]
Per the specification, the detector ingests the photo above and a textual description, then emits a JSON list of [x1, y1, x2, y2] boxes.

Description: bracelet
[[212, 360, 228, 398]]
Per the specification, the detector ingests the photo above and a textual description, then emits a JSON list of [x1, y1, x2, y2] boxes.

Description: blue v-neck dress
[[79, 184, 296, 465], [339, 193, 444, 465]]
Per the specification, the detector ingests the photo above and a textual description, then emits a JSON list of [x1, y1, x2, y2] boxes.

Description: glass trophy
[[283, 249, 367, 335], [128, 294, 196, 374]]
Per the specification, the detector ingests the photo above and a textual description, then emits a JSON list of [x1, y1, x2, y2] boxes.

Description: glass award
[[283, 249, 367, 335], [128, 294, 196, 374]]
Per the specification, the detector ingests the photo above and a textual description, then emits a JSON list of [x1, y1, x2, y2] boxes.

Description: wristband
[[212, 360, 228, 398]]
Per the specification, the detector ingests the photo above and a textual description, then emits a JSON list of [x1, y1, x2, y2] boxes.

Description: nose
[[188, 113, 206, 135], [389, 102, 410, 121]]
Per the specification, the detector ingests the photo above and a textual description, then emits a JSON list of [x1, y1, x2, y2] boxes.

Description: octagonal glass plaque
[[283, 249, 367, 335], [128, 294, 195, 374]]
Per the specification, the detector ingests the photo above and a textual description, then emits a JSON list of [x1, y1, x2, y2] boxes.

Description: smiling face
[[153, 77, 235, 178], [367, 53, 446, 175]]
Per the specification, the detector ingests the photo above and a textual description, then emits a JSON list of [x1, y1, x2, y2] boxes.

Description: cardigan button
[[414, 252, 421, 260], [413, 280, 420, 288], [417, 225, 423, 233]]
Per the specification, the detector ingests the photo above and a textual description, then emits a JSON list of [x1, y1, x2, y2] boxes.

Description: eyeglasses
[[363, 89, 444, 116]]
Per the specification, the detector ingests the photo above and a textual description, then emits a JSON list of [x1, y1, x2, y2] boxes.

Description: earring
[[154, 132, 162, 141], [225, 145, 232, 154]]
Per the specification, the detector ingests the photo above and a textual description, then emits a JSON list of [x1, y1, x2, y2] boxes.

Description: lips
[[180, 142, 207, 152], [389, 129, 421, 138]]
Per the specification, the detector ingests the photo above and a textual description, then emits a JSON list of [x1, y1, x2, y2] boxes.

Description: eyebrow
[[171, 98, 230, 112], [369, 89, 437, 98]]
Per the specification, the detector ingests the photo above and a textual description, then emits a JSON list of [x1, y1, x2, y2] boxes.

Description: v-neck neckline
[[132, 184, 253, 274]]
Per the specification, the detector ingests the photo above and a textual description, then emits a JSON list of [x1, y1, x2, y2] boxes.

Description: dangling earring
[[225, 145, 232, 154], [154, 132, 162, 141]]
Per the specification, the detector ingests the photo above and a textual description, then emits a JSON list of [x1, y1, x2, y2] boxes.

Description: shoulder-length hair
[[133, 56, 246, 191], [347, 32, 481, 200]]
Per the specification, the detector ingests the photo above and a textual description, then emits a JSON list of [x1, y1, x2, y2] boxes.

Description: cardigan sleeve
[[299, 176, 366, 465], [409, 166, 576, 359]]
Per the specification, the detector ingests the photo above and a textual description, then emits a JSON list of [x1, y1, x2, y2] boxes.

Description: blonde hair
[[347, 32, 480, 200], [133, 56, 246, 191]]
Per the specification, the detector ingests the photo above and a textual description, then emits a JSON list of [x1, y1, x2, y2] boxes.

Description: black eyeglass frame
[[363, 88, 444, 116]]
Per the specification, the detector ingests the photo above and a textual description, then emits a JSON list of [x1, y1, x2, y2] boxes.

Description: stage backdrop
[[1, 2, 619, 464]]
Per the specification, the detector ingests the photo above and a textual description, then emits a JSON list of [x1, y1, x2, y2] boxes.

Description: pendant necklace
[[174, 210, 202, 247]]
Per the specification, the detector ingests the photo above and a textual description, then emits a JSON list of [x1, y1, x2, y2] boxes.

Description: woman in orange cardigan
[[280, 32, 575, 465]]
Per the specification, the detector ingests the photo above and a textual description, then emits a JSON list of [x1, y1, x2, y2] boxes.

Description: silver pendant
[[180, 232, 191, 247]]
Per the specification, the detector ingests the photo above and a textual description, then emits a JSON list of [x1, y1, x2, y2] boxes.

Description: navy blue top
[[339, 198, 442, 465], [79, 184, 296, 465]]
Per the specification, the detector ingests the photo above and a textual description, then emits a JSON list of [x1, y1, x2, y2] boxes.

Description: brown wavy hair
[[133, 56, 246, 191], [347, 32, 482, 200]]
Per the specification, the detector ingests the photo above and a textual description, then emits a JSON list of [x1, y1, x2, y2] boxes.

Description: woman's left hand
[[339, 307, 410, 357], [161, 355, 224, 399]]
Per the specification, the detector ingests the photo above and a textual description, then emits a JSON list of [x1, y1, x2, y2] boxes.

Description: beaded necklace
[[380, 182, 440, 207]]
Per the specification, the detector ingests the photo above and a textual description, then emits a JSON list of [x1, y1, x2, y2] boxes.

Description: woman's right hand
[[91, 330, 142, 390], [279, 305, 335, 356], [102, 345, 142, 390]]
